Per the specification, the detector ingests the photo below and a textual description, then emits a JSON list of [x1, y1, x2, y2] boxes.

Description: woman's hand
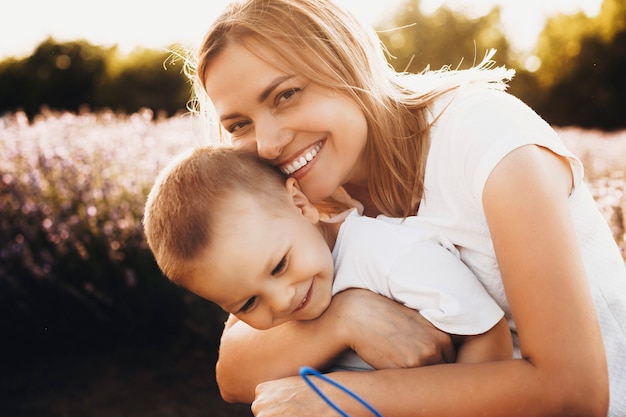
[[330, 289, 456, 368], [253, 371, 381, 417], [252, 376, 331, 417]]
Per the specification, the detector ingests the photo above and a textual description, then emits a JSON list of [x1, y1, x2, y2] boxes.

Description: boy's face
[[184, 189, 335, 330]]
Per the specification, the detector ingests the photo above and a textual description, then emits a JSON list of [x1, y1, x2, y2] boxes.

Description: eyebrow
[[219, 74, 295, 122], [259, 75, 294, 102]]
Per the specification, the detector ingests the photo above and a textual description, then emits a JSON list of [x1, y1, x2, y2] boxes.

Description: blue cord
[[299, 366, 383, 417]]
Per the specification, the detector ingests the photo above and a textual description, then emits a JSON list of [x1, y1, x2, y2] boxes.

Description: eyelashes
[[272, 256, 287, 276], [239, 296, 257, 313], [238, 254, 287, 314], [224, 87, 302, 135]]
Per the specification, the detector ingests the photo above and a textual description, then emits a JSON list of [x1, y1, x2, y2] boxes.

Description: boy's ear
[[285, 178, 319, 224]]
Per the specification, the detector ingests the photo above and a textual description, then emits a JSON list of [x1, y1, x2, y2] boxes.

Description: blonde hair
[[143, 145, 289, 283], [192, 0, 514, 217]]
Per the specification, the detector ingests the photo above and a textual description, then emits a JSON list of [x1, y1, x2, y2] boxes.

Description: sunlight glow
[[419, 0, 602, 51], [1, 0, 603, 60]]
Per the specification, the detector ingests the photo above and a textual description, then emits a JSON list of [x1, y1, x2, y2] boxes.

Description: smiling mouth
[[280, 141, 322, 175], [295, 284, 313, 312]]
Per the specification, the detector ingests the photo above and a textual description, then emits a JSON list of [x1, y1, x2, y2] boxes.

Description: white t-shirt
[[332, 209, 504, 334], [403, 86, 626, 416], [330, 209, 504, 370]]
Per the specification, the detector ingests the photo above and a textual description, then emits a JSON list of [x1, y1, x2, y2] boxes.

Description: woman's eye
[[277, 88, 300, 104], [227, 120, 250, 135], [239, 297, 257, 313], [271, 256, 287, 276]]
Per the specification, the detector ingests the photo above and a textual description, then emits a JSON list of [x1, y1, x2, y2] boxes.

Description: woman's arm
[[454, 316, 513, 363], [216, 313, 342, 403], [251, 145, 609, 417], [216, 289, 455, 403]]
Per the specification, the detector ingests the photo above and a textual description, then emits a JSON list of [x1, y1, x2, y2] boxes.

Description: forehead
[[203, 189, 297, 258], [186, 192, 293, 302], [203, 41, 291, 102], [212, 190, 289, 246]]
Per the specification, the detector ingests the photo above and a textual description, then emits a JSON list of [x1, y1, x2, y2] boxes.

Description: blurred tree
[[0, 58, 24, 114], [533, 0, 624, 88], [0, 39, 190, 118], [375, 0, 513, 73], [530, 0, 626, 129], [0, 38, 110, 117], [1, 1, 624, 129], [93, 47, 191, 115]]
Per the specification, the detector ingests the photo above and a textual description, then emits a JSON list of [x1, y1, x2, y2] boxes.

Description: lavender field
[[1, 110, 625, 417], [1, 110, 252, 417], [3, 110, 621, 263], [557, 127, 626, 258]]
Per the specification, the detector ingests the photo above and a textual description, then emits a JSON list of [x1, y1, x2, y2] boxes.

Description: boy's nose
[[268, 284, 296, 315]]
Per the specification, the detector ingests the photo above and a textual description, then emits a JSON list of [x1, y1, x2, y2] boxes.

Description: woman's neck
[[342, 183, 380, 217], [317, 221, 342, 251]]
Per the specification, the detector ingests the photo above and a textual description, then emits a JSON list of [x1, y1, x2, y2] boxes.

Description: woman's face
[[203, 41, 369, 203]]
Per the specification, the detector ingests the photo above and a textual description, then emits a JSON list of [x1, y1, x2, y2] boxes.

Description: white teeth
[[281, 142, 322, 175]]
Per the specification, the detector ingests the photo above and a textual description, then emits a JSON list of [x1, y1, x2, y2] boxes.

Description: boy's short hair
[[143, 145, 287, 283]]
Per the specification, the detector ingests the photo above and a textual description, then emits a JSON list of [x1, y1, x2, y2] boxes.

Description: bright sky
[[0, 0, 602, 60]]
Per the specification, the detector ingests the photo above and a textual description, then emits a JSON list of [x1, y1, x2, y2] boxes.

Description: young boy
[[143, 145, 512, 366]]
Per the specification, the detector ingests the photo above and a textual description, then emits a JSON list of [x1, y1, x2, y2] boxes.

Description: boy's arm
[[453, 317, 513, 363]]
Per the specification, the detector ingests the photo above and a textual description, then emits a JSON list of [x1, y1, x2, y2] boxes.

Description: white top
[[401, 86, 626, 416], [332, 209, 504, 335], [329, 209, 504, 371]]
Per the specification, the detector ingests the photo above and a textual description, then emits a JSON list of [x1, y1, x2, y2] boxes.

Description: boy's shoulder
[[340, 212, 458, 259], [340, 212, 415, 253]]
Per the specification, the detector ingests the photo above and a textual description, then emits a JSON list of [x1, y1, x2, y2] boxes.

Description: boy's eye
[[271, 256, 287, 276], [239, 297, 257, 313]]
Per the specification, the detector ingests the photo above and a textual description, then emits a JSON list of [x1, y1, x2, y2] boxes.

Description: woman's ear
[[285, 178, 320, 224]]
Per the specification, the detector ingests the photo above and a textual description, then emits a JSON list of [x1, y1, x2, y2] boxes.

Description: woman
[[191, 0, 626, 415]]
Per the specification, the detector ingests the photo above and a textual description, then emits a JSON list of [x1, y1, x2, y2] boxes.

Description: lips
[[295, 283, 313, 312], [280, 141, 322, 176]]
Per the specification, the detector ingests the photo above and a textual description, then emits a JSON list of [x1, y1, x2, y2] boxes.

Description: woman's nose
[[256, 118, 293, 161], [257, 139, 282, 160]]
